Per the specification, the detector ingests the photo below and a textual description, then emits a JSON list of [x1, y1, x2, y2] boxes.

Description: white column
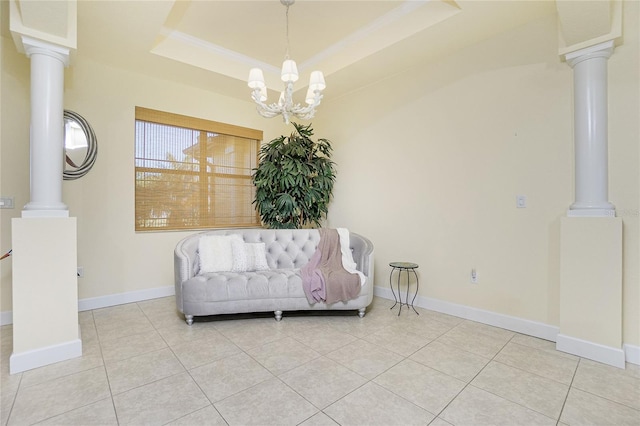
[[21, 36, 69, 217], [565, 40, 615, 217]]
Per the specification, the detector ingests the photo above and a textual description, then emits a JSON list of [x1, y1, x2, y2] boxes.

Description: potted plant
[[252, 122, 336, 229]]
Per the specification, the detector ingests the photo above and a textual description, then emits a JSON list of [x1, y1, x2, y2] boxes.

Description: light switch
[[516, 195, 527, 208]]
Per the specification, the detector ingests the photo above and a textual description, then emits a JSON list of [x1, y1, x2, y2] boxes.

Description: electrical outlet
[[77, 267, 84, 278], [0, 196, 14, 209], [470, 268, 478, 284]]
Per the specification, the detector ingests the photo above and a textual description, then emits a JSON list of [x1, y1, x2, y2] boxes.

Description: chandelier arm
[[251, 88, 323, 122], [251, 90, 283, 118], [257, 109, 280, 119], [290, 92, 323, 114]]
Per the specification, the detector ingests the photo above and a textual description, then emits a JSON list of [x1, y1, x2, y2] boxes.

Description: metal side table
[[389, 262, 419, 315]]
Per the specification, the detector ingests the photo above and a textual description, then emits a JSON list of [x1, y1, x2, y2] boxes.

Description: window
[[134, 107, 262, 231]]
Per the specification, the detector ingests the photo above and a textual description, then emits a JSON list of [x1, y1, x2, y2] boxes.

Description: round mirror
[[63, 110, 98, 180]]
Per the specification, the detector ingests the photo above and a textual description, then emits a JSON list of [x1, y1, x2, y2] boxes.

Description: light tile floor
[[1, 296, 639, 425]]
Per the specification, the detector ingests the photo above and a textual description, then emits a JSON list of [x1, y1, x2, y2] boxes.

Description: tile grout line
[[555, 357, 581, 426], [13, 310, 112, 425], [233, 318, 408, 424], [93, 309, 122, 426], [345, 311, 471, 424], [136, 301, 227, 426], [284, 330, 370, 414], [313, 328, 436, 423], [481, 345, 640, 418], [429, 335, 508, 421], [431, 331, 555, 424], [1, 326, 18, 425], [3, 366, 22, 426], [404, 319, 516, 420], [564, 361, 640, 413], [253, 330, 360, 418], [197, 328, 323, 424]]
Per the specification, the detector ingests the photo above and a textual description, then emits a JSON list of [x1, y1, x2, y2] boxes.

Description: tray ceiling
[[71, 1, 557, 101]]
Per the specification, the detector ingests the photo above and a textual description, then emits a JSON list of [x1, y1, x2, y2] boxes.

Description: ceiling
[[14, 1, 561, 103]]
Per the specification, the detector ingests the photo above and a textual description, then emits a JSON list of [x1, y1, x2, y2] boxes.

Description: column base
[[22, 202, 69, 218], [556, 334, 625, 368], [567, 208, 615, 217], [22, 209, 69, 218], [10, 334, 82, 374]]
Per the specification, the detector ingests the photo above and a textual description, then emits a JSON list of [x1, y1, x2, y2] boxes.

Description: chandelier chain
[[284, 3, 291, 59]]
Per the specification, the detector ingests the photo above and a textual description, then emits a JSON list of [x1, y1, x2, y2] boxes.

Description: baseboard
[[0, 310, 12, 326], [556, 334, 626, 368], [623, 343, 640, 365], [373, 285, 639, 367], [374, 285, 559, 341], [0, 285, 175, 326], [77, 285, 175, 312], [10, 337, 82, 374]]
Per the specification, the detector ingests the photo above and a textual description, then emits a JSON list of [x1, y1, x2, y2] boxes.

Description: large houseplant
[[252, 122, 336, 229]]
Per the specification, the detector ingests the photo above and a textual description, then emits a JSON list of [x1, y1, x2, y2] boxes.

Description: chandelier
[[247, 0, 325, 124]]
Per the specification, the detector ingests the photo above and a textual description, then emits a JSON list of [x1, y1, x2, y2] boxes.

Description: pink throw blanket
[[301, 228, 361, 304]]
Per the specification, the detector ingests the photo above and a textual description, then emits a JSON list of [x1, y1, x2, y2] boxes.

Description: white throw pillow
[[247, 243, 269, 271], [198, 234, 242, 273], [230, 239, 248, 272], [230, 242, 269, 272]]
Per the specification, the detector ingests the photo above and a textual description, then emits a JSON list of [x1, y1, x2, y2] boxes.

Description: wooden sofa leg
[[358, 308, 366, 318], [274, 310, 283, 321], [185, 315, 194, 326]]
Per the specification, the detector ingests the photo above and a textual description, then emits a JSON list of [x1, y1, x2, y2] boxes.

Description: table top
[[389, 262, 419, 269]]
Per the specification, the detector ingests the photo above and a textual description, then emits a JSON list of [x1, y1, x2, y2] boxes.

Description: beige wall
[[1, 4, 638, 348], [318, 10, 639, 346], [0, 38, 288, 311], [0, 34, 31, 314]]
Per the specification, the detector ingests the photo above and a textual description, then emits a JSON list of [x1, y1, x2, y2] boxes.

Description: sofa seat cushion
[[182, 269, 307, 303]]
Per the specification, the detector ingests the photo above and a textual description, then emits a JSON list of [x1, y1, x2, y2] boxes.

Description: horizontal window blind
[[134, 107, 262, 231]]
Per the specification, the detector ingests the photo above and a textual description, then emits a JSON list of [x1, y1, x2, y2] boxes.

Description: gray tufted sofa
[[174, 228, 374, 325]]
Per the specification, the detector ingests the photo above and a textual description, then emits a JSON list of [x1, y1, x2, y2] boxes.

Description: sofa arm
[[350, 232, 375, 282], [174, 235, 200, 312]]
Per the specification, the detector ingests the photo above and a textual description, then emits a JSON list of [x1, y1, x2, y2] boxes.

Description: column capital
[[565, 40, 614, 68], [21, 35, 70, 67]]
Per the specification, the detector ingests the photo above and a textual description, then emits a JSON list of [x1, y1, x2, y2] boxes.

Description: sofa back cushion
[[190, 229, 321, 273], [233, 229, 320, 269]]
